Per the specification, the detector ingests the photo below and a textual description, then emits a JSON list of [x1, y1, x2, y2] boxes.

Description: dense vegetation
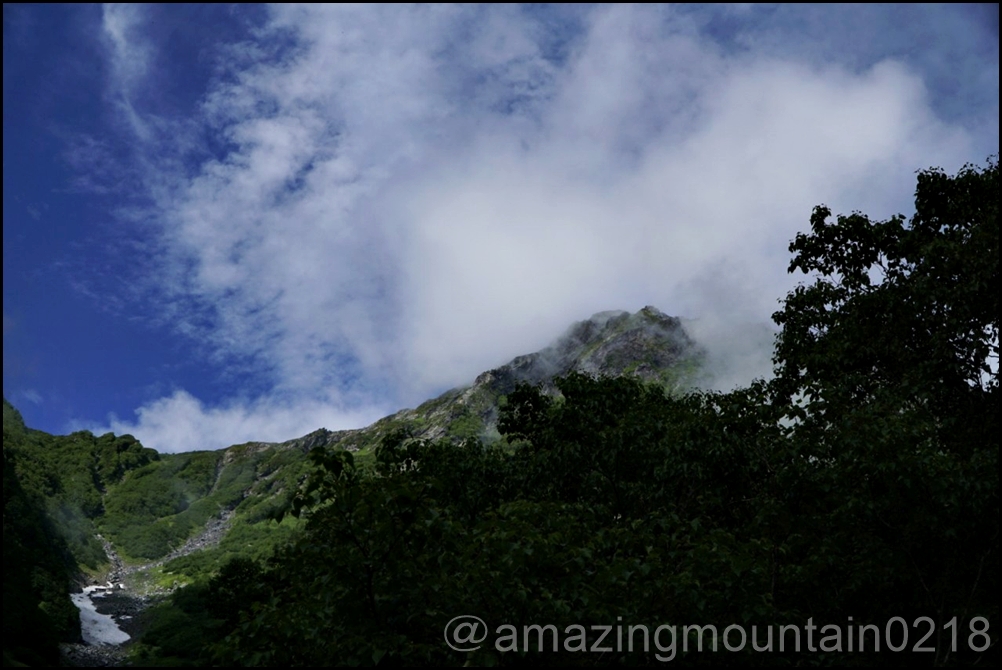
[[3, 403, 159, 568], [97, 444, 310, 562], [3, 400, 161, 665], [4, 415, 80, 666], [1, 403, 313, 665], [134, 160, 997, 666]]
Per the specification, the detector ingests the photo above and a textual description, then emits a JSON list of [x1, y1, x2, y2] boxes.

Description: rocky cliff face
[[475, 306, 699, 392]]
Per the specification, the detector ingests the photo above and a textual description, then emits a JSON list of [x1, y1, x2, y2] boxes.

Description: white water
[[70, 585, 130, 646]]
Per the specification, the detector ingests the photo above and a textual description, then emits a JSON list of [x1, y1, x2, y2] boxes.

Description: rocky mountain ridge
[[252, 305, 703, 452]]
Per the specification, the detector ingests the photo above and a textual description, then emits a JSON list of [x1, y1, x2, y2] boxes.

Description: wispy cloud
[[91, 389, 386, 452], [87, 4, 994, 452], [101, 3, 154, 140], [18, 389, 43, 406]]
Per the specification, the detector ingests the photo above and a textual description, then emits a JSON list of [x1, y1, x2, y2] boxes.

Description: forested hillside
[[4, 405, 81, 666]]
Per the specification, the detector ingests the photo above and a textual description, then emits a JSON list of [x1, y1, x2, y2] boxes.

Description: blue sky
[[3, 4, 998, 452]]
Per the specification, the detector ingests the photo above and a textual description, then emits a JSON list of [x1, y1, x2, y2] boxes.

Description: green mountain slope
[[4, 401, 83, 664], [4, 306, 703, 576], [4, 417, 159, 568]]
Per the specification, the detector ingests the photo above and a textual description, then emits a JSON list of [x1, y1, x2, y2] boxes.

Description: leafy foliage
[[2, 400, 315, 664], [3, 416, 81, 665], [3, 409, 160, 568], [768, 158, 999, 657]]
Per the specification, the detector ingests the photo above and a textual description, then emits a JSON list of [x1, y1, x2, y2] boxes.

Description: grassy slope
[[3, 398, 315, 583]]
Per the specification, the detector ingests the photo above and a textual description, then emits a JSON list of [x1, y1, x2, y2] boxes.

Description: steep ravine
[[61, 510, 235, 667]]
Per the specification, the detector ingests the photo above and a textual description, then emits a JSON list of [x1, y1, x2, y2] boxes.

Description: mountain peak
[[474, 305, 701, 395], [326, 306, 704, 449], [264, 307, 703, 452]]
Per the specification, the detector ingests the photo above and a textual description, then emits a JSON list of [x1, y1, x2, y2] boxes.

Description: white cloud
[[18, 389, 44, 406], [101, 3, 153, 140], [102, 4, 150, 83], [91, 390, 389, 454], [95, 4, 987, 451]]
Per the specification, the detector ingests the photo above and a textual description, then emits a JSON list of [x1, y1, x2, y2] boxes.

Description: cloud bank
[[85, 4, 995, 451]]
